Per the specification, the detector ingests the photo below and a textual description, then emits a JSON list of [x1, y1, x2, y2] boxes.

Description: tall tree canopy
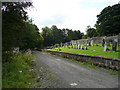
[[2, 2, 43, 51], [41, 25, 83, 47], [96, 3, 120, 36], [86, 26, 97, 38]]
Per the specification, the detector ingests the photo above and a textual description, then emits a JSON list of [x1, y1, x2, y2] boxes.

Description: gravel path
[[33, 51, 118, 88]]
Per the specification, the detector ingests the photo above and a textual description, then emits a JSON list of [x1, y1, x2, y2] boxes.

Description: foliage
[[95, 4, 120, 36], [86, 26, 97, 38], [2, 2, 43, 52], [2, 2, 32, 21], [82, 35, 88, 39], [41, 25, 84, 47], [2, 52, 36, 88], [20, 23, 43, 50]]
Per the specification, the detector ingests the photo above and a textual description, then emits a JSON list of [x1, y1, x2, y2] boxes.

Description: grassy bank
[[47, 45, 119, 59], [2, 52, 36, 88]]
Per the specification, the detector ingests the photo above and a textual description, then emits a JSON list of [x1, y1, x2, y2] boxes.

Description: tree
[[2, 2, 32, 51], [41, 26, 53, 46], [2, 2, 43, 51], [20, 23, 43, 50], [86, 26, 97, 38], [41, 25, 83, 47], [96, 4, 120, 36], [82, 35, 88, 39]]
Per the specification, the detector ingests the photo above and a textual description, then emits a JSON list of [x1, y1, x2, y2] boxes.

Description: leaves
[[96, 4, 120, 36], [41, 25, 84, 47]]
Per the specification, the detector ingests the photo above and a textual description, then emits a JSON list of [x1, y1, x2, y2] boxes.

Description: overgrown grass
[[47, 44, 119, 59], [2, 52, 36, 88]]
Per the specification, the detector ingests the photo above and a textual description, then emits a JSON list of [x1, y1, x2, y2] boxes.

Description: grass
[[47, 44, 119, 59], [2, 52, 36, 88]]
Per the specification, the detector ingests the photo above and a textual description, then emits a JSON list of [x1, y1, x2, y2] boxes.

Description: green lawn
[[47, 45, 119, 59]]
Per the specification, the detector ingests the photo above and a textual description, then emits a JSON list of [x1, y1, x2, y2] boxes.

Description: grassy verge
[[2, 52, 36, 88]]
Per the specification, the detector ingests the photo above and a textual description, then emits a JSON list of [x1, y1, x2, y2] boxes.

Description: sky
[[27, 0, 119, 33]]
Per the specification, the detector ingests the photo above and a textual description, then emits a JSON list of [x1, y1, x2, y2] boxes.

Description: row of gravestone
[[51, 33, 120, 52]]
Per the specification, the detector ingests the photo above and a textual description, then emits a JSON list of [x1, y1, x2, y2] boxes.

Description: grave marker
[[112, 41, 117, 52]]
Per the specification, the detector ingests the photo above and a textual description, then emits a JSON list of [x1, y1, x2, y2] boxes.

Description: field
[[47, 44, 119, 59]]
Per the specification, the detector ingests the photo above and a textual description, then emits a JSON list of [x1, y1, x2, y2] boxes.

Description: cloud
[[27, 0, 119, 33], [38, 14, 66, 25]]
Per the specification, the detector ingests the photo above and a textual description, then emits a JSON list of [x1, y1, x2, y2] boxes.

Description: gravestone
[[58, 45, 61, 51], [112, 41, 117, 52], [102, 39, 105, 47], [106, 40, 110, 47], [88, 42, 91, 46], [61, 43, 63, 47], [91, 40, 94, 46], [80, 46, 84, 50], [104, 45, 107, 51], [75, 44, 77, 49], [78, 44, 80, 49]]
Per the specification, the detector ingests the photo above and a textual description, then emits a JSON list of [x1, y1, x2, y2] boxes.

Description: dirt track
[[34, 51, 118, 88]]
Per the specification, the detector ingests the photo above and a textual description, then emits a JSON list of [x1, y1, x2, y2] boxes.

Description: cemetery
[[2, 2, 120, 88], [47, 33, 120, 59], [44, 34, 120, 71]]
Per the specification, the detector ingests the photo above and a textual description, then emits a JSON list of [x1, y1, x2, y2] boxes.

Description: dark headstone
[[102, 39, 105, 47], [112, 41, 117, 52], [88, 42, 91, 46]]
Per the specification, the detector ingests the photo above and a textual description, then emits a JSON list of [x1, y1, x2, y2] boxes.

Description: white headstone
[[104, 45, 107, 51]]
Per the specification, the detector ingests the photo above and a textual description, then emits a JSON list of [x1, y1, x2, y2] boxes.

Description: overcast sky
[[27, 0, 119, 33]]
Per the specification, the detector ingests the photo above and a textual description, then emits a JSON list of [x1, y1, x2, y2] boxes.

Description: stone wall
[[43, 50, 120, 71], [70, 34, 120, 46], [55, 34, 120, 51]]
